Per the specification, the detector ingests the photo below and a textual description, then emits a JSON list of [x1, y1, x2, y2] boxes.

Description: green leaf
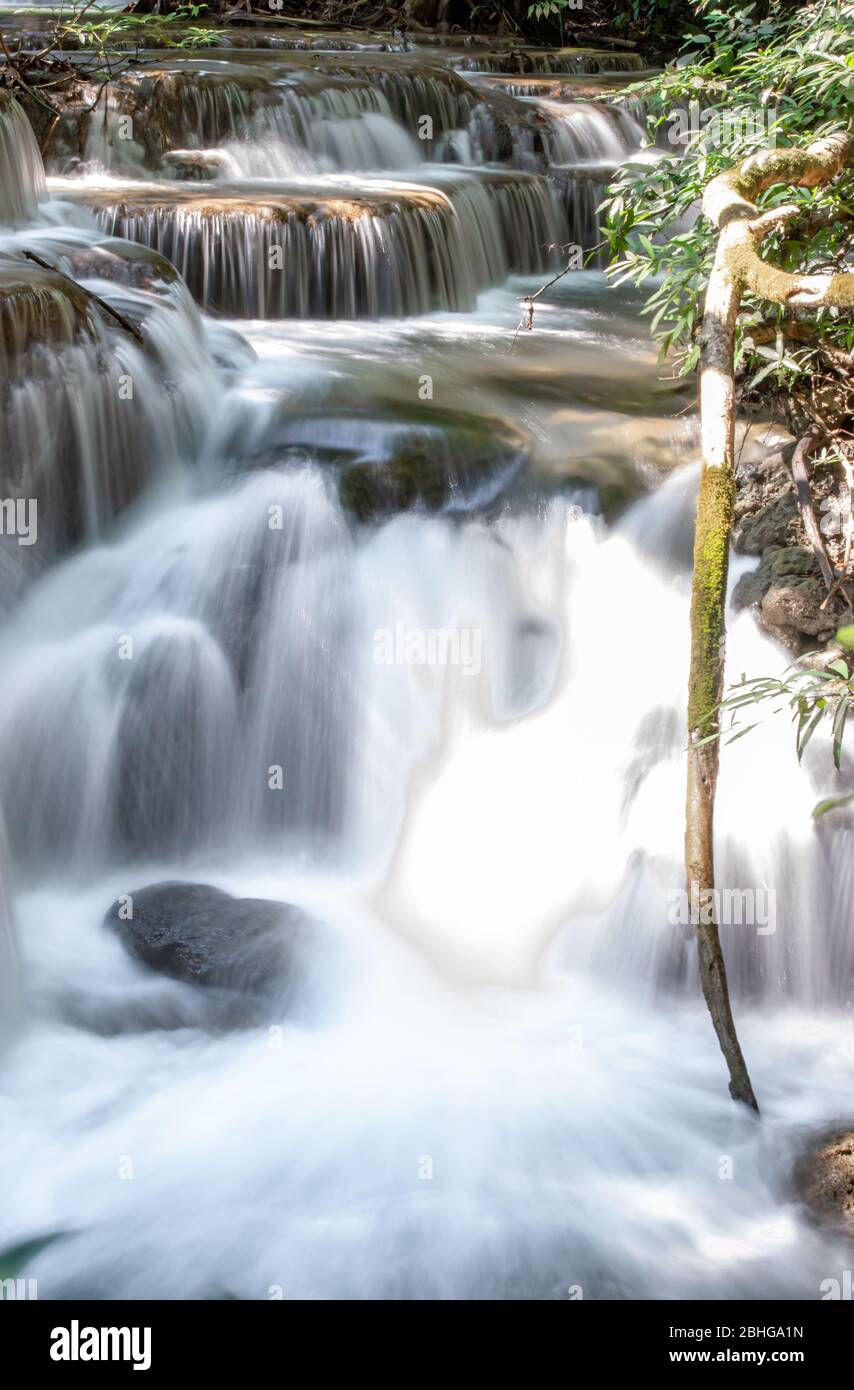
[[832, 697, 849, 770], [725, 721, 761, 745], [0, 1233, 64, 1281], [813, 791, 854, 817], [796, 706, 825, 761]]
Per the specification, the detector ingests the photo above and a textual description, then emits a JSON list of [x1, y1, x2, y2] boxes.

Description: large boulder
[[732, 546, 848, 653], [104, 881, 313, 1003]]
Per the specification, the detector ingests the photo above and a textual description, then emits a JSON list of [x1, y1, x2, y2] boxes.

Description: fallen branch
[[790, 428, 836, 592], [688, 131, 854, 1111], [511, 242, 600, 348], [21, 250, 146, 347], [840, 446, 854, 574]]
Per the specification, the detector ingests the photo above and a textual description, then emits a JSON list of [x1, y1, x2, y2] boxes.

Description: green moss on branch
[[688, 466, 736, 733]]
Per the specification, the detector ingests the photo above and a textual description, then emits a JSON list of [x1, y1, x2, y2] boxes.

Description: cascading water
[[66, 172, 564, 319], [540, 99, 645, 163], [0, 89, 46, 225], [449, 48, 647, 75], [1, 26, 852, 1305], [75, 56, 478, 178]]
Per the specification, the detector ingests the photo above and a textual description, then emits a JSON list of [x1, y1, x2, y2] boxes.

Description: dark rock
[[104, 881, 312, 1001], [759, 585, 843, 652], [340, 447, 448, 521], [733, 545, 819, 608], [735, 442, 848, 559], [732, 430, 854, 652], [339, 433, 524, 523], [733, 489, 798, 555], [796, 1128, 854, 1231], [732, 442, 799, 555], [732, 547, 841, 653]]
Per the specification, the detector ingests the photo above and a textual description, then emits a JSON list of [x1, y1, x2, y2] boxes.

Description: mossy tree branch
[[688, 132, 854, 1112]]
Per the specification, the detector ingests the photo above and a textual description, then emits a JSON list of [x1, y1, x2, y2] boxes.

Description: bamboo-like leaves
[[704, 655, 854, 815]]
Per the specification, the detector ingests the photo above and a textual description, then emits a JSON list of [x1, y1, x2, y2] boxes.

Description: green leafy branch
[[600, 0, 854, 388], [701, 633, 854, 815]]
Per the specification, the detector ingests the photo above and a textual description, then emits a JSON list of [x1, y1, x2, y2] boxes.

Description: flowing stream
[[0, 23, 852, 1301]]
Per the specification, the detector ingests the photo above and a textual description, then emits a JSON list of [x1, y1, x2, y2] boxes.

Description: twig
[[510, 247, 581, 349], [839, 446, 854, 574], [790, 427, 836, 592], [0, 31, 60, 114], [21, 251, 146, 348]]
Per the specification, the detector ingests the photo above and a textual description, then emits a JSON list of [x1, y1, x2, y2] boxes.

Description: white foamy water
[[2, 472, 853, 1301], [0, 47, 851, 1304]]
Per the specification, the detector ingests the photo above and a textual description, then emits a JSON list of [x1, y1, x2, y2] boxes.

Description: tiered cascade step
[[60, 171, 566, 318]]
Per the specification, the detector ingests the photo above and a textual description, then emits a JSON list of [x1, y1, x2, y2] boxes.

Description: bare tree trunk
[[688, 132, 854, 1110], [688, 240, 758, 1110]]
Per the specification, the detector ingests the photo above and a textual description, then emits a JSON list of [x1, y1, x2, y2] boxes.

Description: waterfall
[[0, 467, 356, 869], [539, 100, 646, 164], [56, 53, 648, 183], [548, 167, 611, 256], [448, 49, 647, 75], [248, 95, 422, 174], [81, 173, 566, 318], [0, 93, 46, 226], [373, 474, 848, 1001], [1, 24, 850, 1306], [72, 60, 478, 177], [0, 237, 222, 552]]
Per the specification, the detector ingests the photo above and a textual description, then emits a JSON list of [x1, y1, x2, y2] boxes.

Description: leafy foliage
[[601, 1, 854, 391], [57, 3, 215, 62], [0, 1, 218, 113], [527, 0, 575, 21], [611, 0, 690, 40], [711, 639, 854, 814]]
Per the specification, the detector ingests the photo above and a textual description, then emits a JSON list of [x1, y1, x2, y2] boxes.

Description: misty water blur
[[0, 27, 851, 1302]]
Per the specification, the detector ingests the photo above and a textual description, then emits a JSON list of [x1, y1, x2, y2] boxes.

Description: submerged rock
[[339, 426, 525, 522], [0, 260, 95, 362], [104, 881, 313, 1001], [796, 1128, 854, 1231], [224, 389, 530, 523], [340, 450, 446, 521], [32, 237, 183, 299]]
